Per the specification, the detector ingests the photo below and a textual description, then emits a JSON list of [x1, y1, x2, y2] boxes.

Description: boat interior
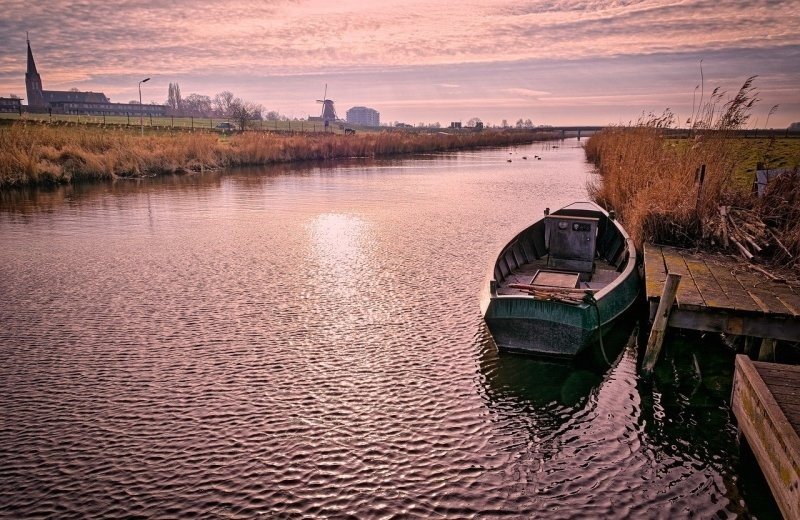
[[493, 208, 630, 297]]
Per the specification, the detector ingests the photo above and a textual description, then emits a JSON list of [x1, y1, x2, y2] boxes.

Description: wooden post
[[758, 337, 776, 361], [743, 336, 757, 358], [642, 272, 682, 375]]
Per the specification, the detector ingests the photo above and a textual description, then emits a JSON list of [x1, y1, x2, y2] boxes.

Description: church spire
[[26, 32, 38, 75], [25, 33, 45, 107]]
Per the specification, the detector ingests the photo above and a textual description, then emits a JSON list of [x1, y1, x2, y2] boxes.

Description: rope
[[583, 292, 611, 366]]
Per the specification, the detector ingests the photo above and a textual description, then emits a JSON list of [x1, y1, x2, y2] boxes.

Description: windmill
[[316, 84, 337, 124]]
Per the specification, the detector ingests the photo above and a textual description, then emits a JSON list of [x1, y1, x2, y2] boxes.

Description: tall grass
[[586, 77, 800, 267], [0, 122, 554, 189]]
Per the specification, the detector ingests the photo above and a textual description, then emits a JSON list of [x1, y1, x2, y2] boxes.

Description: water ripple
[[1, 142, 760, 517]]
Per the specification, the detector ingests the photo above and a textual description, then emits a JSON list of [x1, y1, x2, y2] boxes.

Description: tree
[[183, 94, 213, 117], [230, 99, 264, 130], [524, 118, 533, 128], [466, 117, 482, 128], [213, 91, 236, 117], [515, 118, 524, 128], [166, 83, 183, 115]]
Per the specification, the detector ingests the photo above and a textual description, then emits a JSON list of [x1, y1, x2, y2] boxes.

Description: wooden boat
[[480, 201, 639, 358]]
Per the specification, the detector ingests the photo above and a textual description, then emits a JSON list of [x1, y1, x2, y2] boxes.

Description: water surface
[[0, 140, 772, 518]]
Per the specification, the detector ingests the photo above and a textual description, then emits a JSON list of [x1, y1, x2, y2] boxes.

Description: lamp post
[[138, 77, 150, 136]]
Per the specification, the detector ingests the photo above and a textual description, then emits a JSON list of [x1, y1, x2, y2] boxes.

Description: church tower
[[25, 34, 45, 108]]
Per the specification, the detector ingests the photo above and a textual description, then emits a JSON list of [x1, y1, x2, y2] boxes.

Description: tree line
[[165, 83, 287, 129]]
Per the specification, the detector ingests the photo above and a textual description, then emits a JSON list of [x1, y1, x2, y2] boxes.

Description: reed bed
[[0, 122, 553, 189], [586, 77, 800, 269]]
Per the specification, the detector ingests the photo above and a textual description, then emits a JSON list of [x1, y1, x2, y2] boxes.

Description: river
[[0, 139, 777, 518]]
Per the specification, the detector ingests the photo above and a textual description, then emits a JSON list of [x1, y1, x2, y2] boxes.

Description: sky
[[1, 0, 799, 127]]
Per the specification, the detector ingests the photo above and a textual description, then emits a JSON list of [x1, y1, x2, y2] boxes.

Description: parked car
[[215, 122, 237, 132]]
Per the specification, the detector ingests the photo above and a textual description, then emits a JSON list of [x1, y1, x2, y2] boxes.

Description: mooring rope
[[583, 292, 611, 366]]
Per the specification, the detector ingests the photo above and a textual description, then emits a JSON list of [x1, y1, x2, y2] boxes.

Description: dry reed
[[586, 77, 800, 269], [0, 122, 553, 189]]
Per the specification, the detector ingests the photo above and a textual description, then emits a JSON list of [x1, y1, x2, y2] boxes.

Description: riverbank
[[0, 122, 556, 189], [585, 127, 800, 269]]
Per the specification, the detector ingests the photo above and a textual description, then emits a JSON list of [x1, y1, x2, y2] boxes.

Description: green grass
[[0, 112, 368, 134], [663, 137, 800, 188]]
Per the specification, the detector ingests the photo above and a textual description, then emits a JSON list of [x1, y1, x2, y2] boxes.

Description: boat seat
[[531, 270, 580, 289], [545, 215, 599, 276]]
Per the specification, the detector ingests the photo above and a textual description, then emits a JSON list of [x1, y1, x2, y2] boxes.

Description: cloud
[[0, 0, 798, 125], [503, 88, 551, 98]]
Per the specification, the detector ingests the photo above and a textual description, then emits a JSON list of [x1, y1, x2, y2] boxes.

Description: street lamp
[[138, 77, 150, 136]]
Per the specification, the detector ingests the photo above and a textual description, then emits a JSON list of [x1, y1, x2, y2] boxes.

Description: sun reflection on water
[[308, 212, 369, 297]]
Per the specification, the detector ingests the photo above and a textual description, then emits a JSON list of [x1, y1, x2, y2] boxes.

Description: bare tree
[[183, 94, 213, 117], [230, 99, 264, 130], [213, 91, 236, 117]]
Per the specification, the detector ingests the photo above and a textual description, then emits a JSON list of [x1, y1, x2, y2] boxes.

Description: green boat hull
[[481, 201, 641, 358], [483, 264, 640, 357]]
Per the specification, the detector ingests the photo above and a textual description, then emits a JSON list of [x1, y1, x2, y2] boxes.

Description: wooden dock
[[645, 244, 800, 516], [643, 244, 800, 344], [731, 355, 800, 520]]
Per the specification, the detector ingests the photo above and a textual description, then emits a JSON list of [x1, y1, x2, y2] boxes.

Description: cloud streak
[[0, 0, 798, 125]]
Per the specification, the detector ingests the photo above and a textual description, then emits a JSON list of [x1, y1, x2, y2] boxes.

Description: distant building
[[0, 97, 22, 113], [346, 106, 380, 127], [449, 122, 462, 129], [24, 36, 166, 117]]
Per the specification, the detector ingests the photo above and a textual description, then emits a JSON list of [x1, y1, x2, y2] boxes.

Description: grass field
[[0, 112, 368, 134]]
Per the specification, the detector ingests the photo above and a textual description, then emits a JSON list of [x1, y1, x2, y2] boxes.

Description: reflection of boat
[[477, 317, 636, 416], [480, 201, 639, 358]]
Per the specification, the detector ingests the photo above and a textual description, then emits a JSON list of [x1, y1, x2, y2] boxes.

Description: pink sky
[[1, 0, 799, 126]]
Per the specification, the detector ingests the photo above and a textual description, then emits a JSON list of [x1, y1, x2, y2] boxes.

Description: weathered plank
[[731, 355, 800, 520], [683, 254, 735, 311], [667, 309, 800, 342], [756, 362, 800, 375], [644, 244, 800, 342], [768, 282, 800, 317], [643, 243, 667, 301], [704, 258, 762, 313], [661, 247, 706, 308], [735, 268, 796, 316]]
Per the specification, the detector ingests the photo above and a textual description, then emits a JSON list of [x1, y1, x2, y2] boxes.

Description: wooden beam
[[731, 356, 800, 520], [667, 309, 800, 342], [642, 272, 682, 375]]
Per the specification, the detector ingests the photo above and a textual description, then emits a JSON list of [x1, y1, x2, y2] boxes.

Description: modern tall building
[[346, 106, 380, 127], [24, 36, 166, 117]]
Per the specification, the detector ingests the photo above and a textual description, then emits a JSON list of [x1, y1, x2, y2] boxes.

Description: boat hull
[[481, 201, 640, 358], [483, 264, 639, 357]]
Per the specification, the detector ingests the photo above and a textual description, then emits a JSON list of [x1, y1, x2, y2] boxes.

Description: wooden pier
[[644, 244, 800, 517], [643, 244, 800, 345], [731, 355, 800, 520]]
